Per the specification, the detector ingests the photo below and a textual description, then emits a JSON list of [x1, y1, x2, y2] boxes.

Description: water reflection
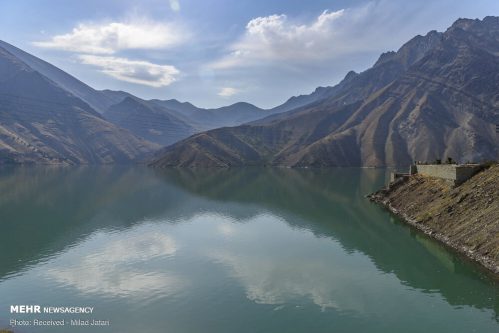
[[156, 167, 499, 315], [0, 166, 195, 281], [205, 214, 401, 314], [46, 228, 179, 297], [0, 166, 498, 332]]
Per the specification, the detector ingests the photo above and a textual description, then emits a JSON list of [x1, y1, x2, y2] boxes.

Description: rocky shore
[[369, 164, 499, 275]]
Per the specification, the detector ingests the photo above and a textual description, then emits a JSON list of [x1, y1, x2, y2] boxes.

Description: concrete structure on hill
[[415, 164, 483, 185], [391, 164, 483, 186]]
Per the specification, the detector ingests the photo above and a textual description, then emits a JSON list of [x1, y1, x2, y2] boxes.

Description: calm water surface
[[0, 167, 498, 332]]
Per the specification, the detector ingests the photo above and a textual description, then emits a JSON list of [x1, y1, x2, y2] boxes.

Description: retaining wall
[[415, 164, 482, 185]]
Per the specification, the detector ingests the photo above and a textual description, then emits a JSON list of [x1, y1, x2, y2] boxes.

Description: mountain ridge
[[104, 96, 196, 146], [0, 40, 116, 113], [0, 40, 311, 164], [0, 44, 158, 164], [150, 17, 499, 168]]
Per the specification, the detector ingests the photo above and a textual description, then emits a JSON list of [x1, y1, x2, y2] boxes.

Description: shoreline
[[368, 168, 499, 277], [368, 192, 499, 277]]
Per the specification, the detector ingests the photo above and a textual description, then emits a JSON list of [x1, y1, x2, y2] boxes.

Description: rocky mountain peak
[[373, 51, 397, 67], [373, 30, 443, 70], [448, 16, 499, 34], [343, 71, 358, 81]]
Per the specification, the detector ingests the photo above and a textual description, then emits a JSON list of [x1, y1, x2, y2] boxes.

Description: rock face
[[150, 17, 499, 168], [0, 45, 157, 164], [368, 164, 499, 274]]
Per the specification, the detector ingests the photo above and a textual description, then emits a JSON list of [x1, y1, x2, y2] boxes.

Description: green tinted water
[[0, 167, 497, 332]]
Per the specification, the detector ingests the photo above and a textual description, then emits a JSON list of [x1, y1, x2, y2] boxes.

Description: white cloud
[[218, 87, 239, 97], [34, 20, 186, 54], [169, 0, 181, 12], [79, 55, 180, 87], [211, 9, 349, 69], [209, 1, 438, 70]]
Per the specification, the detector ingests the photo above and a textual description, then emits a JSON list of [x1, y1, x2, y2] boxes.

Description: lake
[[0, 167, 498, 332]]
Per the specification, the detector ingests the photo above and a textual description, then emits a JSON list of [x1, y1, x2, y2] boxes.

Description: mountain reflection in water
[[0, 166, 497, 333]]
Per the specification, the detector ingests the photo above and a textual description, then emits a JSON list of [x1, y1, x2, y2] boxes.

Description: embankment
[[369, 164, 499, 274]]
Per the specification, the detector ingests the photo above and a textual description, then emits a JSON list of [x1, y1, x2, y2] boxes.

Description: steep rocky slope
[[151, 17, 499, 168], [0, 40, 115, 113], [0, 46, 157, 164], [369, 164, 499, 274]]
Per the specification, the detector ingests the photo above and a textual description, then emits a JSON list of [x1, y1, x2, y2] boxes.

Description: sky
[[1, 0, 499, 109]]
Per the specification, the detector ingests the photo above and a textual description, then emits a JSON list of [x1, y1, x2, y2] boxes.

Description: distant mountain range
[[0, 44, 157, 164], [151, 17, 499, 168], [0, 41, 296, 164], [2, 16, 499, 166], [102, 93, 283, 146]]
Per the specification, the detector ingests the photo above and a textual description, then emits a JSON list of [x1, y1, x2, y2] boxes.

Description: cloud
[[34, 19, 186, 54], [209, 1, 445, 70], [218, 87, 239, 97], [210, 9, 349, 69], [79, 55, 180, 87], [169, 0, 181, 12]]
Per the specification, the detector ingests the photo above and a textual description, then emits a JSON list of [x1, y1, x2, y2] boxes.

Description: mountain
[[106, 96, 270, 145], [149, 99, 201, 116], [100, 89, 135, 105], [269, 86, 337, 114], [0, 40, 115, 113], [150, 17, 499, 168], [0, 40, 289, 157], [205, 102, 267, 126], [0, 45, 157, 164], [104, 96, 196, 146], [150, 99, 270, 130]]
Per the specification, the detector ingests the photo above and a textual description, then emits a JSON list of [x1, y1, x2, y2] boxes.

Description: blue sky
[[1, 0, 499, 108]]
